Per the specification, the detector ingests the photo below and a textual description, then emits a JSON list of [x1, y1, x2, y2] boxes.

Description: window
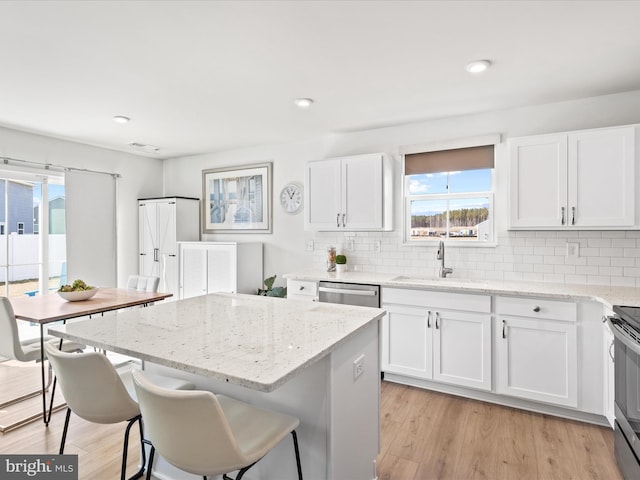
[[403, 139, 497, 244], [0, 172, 66, 298]]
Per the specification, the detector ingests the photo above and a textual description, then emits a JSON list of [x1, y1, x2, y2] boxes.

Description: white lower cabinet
[[178, 242, 263, 299], [286, 279, 318, 301], [495, 296, 578, 408], [382, 288, 492, 391], [603, 318, 615, 428]]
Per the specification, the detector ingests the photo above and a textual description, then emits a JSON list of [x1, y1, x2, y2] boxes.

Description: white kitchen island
[[49, 293, 384, 480]]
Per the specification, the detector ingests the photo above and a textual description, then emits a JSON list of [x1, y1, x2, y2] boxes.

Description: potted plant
[[335, 254, 347, 273], [257, 275, 287, 298]]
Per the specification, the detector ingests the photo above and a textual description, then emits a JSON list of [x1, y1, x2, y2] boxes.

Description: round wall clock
[[280, 182, 304, 214]]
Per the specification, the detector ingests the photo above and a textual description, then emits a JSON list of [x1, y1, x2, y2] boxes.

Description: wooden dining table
[[10, 287, 172, 427]]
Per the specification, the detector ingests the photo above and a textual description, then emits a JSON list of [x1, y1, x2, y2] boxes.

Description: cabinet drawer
[[287, 280, 318, 297], [382, 287, 490, 313], [495, 296, 576, 322]]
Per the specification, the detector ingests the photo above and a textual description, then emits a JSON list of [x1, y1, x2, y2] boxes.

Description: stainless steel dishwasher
[[318, 281, 380, 308]]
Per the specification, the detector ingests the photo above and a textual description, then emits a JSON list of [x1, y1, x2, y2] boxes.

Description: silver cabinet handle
[[299, 286, 305, 290], [427, 310, 431, 328], [153, 248, 159, 262], [609, 340, 615, 363], [571, 206, 576, 226], [336, 213, 340, 228], [435, 312, 440, 329], [318, 286, 377, 296], [561, 206, 565, 225], [533, 306, 540, 313], [502, 319, 506, 339], [342, 213, 346, 228]]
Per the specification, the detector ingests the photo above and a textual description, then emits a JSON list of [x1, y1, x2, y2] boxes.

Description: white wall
[[0, 125, 164, 288], [164, 90, 640, 288]]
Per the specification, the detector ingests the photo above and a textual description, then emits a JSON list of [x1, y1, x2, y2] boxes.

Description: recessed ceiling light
[[465, 60, 492, 74], [112, 115, 131, 124], [294, 98, 314, 108]]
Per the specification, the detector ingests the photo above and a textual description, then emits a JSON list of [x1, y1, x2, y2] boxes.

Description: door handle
[[336, 213, 340, 228], [571, 206, 576, 226], [561, 207, 565, 225], [153, 248, 159, 262], [502, 319, 506, 339], [342, 213, 346, 228], [435, 312, 440, 329], [427, 310, 431, 328]]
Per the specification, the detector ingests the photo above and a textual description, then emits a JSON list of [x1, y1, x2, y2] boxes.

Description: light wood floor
[[0, 364, 625, 479], [377, 381, 623, 480]]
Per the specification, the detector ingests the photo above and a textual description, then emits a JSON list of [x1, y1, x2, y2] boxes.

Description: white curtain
[[65, 171, 117, 287]]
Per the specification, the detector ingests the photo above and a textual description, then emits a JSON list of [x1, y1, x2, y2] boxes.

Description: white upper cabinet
[[509, 125, 636, 229], [305, 153, 393, 231]]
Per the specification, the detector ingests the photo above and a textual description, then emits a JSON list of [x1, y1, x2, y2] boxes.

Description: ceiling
[[1, 0, 640, 159]]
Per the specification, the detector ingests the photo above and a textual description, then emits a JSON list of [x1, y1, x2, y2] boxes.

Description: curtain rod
[[0, 155, 121, 178]]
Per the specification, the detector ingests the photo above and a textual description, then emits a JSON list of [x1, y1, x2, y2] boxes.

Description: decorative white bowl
[[58, 287, 98, 302]]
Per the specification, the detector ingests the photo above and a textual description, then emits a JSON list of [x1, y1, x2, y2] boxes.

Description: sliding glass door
[[0, 171, 65, 298]]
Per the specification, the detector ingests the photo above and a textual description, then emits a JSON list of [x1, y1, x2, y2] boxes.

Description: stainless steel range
[[607, 305, 640, 479]]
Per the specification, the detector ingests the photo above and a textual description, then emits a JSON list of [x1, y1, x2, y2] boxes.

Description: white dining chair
[[0, 296, 85, 409], [132, 370, 303, 480], [44, 343, 195, 480], [127, 275, 160, 293]]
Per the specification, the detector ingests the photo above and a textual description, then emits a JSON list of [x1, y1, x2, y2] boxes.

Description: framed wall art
[[202, 162, 272, 233]]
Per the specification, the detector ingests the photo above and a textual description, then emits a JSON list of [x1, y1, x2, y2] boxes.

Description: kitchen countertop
[[284, 270, 640, 309], [48, 292, 385, 392]]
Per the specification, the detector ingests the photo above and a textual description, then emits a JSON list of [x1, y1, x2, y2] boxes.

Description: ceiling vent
[[128, 142, 160, 154]]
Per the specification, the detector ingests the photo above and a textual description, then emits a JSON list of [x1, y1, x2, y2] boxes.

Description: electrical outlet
[[305, 240, 314, 252], [353, 354, 365, 380], [374, 240, 381, 253], [566, 242, 579, 258]]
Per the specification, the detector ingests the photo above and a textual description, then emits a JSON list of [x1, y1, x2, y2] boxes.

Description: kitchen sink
[[389, 275, 486, 284]]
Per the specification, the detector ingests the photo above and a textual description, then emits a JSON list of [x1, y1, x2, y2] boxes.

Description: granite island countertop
[[284, 270, 640, 309], [48, 292, 385, 392]]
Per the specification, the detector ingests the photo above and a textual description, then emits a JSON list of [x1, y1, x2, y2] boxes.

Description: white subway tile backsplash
[[310, 230, 640, 288], [575, 265, 600, 275], [599, 266, 623, 277], [612, 239, 636, 247], [587, 276, 611, 285], [612, 257, 636, 267], [602, 231, 627, 238], [534, 264, 555, 273], [599, 248, 624, 257], [587, 257, 611, 266]]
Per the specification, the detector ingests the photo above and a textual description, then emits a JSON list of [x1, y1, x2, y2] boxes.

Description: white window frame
[[400, 134, 500, 246]]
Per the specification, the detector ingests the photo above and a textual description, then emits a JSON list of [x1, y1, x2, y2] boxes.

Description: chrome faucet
[[437, 240, 453, 278]]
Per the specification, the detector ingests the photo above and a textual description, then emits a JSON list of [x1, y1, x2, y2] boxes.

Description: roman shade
[[405, 144, 495, 175]]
